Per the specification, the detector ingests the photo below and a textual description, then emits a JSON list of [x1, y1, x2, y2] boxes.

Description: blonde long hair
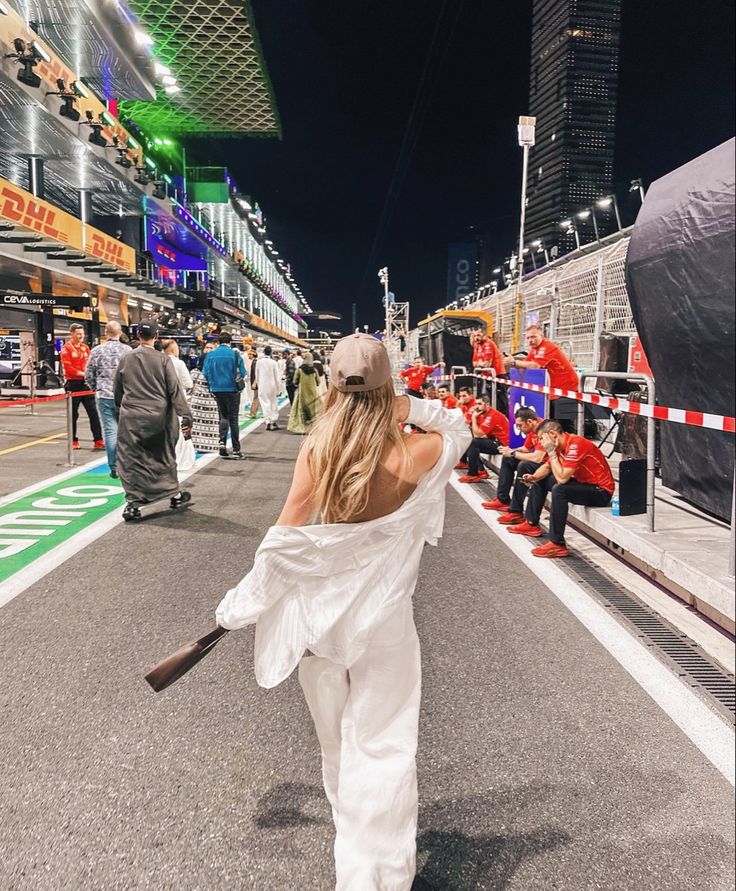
[[306, 379, 409, 523]]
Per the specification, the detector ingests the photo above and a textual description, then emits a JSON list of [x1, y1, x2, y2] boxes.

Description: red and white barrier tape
[[0, 390, 94, 409], [433, 374, 735, 433]]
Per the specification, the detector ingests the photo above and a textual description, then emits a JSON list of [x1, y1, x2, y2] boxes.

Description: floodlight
[[576, 210, 591, 219], [164, 84, 180, 95], [596, 197, 612, 208], [162, 75, 177, 86], [127, 136, 140, 150], [134, 29, 154, 46], [100, 110, 116, 127], [154, 62, 171, 76], [72, 79, 89, 98], [31, 41, 50, 63]]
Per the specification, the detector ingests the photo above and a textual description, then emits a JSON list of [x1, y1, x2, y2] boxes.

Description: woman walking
[[190, 342, 220, 452], [216, 333, 470, 889], [287, 351, 320, 433]]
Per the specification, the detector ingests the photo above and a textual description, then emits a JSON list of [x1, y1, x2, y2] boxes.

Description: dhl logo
[[0, 186, 67, 241], [88, 233, 133, 271]]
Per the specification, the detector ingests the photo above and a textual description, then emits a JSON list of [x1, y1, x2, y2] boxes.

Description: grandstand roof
[[120, 0, 281, 137]]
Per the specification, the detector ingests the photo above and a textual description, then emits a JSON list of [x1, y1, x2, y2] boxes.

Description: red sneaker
[[458, 471, 489, 483], [72, 439, 80, 450], [482, 497, 510, 512], [497, 512, 524, 525], [531, 541, 570, 558], [93, 439, 105, 450], [454, 461, 468, 471], [506, 521, 542, 537]]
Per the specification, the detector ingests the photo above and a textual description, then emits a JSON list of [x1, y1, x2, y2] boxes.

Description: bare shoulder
[[405, 431, 444, 475]]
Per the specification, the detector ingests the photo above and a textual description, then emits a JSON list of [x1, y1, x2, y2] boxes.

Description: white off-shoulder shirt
[[215, 397, 471, 688]]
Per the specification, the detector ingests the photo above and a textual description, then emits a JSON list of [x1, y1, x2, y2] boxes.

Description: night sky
[[188, 0, 735, 331]]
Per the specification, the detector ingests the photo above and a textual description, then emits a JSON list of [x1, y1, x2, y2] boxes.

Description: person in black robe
[[114, 321, 193, 521]]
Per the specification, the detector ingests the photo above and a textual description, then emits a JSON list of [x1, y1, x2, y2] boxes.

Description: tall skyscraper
[[525, 0, 623, 255]]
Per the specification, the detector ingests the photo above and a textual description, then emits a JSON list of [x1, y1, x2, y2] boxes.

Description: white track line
[[0, 417, 268, 607], [450, 476, 735, 787]]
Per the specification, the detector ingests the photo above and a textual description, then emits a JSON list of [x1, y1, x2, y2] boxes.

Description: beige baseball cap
[[330, 333, 392, 393]]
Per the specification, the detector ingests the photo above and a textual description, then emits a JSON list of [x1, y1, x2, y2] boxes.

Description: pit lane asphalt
[[0, 419, 733, 890]]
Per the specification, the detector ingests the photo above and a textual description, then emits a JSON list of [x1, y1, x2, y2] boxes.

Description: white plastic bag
[[176, 433, 196, 472]]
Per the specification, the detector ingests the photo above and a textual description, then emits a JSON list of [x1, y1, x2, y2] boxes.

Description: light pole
[[513, 115, 536, 353], [560, 219, 581, 250], [531, 239, 550, 265], [596, 195, 622, 232], [629, 178, 646, 203], [577, 208, 599, 241], [378, 266, 389, 340]]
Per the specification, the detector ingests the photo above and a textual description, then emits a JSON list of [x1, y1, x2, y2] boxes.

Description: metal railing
[[577, 371, 656, 532]]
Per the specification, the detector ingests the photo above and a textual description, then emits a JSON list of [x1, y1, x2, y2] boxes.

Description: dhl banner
[[0, 177, 136, 273]]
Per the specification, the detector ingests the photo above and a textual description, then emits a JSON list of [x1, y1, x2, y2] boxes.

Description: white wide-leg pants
[[298, 601, 421, 891], [258, 388, 279, 424]]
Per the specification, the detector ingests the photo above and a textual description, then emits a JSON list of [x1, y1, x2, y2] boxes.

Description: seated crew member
[[400, 356, 444, 398], [458, 395, 510, 483], [484, 406, 546, 514], [506, 418, 615, 558], [470, 327, 507, 413], [503, 324, 579, 431], [437, 385, 458, 409], [454, 388, 476, 468], [424, 386, 439, 400]]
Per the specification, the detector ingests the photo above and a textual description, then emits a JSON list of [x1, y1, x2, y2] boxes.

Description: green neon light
[[144, 157, 156, 170], [163, 174, 172, 184], [127, 136, 140, 150]]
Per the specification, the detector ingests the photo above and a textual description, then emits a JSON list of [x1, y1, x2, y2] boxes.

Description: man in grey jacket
[[85, 321, 131, 478]]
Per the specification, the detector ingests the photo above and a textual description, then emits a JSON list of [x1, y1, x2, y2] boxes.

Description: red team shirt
[[548, 434, 615, 493], [400, 365, 437, 391], [523, 426, 544, 452], [526, 338, 579, 394], [440, 393, 458, 409], [474, 407, 510, 445], [460, 398, 476, 422], [60, 341, 91, 381], [472, 337, 505, 376]]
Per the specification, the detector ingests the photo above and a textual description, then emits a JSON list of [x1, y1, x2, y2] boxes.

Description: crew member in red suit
[[506, 418, 614, 558], [400, 356, 444, 398], [457, 396, 510, 482], [437, 385, 458, 409], [60, 323, 104, 450], [504, 324, 579, 430], [470, 327, 508, 414]]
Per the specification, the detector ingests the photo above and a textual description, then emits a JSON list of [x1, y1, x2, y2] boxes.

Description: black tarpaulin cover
[[625, 138, 735, 519]]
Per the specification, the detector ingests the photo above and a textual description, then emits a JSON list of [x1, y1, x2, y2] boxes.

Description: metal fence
[[467, 235, 635, 371]]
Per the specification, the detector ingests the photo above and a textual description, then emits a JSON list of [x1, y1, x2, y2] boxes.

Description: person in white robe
[[254, 344, 281, 430]]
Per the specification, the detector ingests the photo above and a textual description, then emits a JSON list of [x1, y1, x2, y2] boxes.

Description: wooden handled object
[[144, 626, 229, 693]]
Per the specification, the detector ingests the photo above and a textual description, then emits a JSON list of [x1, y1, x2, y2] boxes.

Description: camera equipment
[[85, 109, 108, 147], [152, 181, 167, 200], [5, 37, 42, 88], [47, 77, 80, 121]]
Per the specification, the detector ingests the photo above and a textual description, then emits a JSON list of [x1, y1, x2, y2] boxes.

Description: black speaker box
[[619, 458, 647, 516]]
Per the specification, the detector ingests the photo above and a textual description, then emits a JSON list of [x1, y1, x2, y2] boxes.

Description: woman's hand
[[394, 395, 410, 424]]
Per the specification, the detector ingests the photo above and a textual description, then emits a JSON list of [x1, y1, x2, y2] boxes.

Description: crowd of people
[[60, 320, 330, 520], [64, 317, 612, 550], [398, 324, 614, 559]]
